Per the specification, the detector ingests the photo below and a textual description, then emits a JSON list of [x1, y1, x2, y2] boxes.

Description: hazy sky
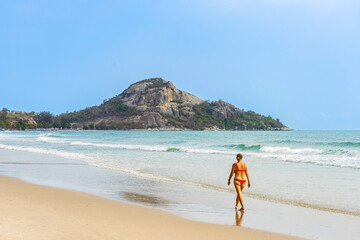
[[1, 0, 359, 130]]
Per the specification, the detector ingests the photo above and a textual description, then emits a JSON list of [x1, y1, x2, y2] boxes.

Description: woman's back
[[234, 162, 246, 180]]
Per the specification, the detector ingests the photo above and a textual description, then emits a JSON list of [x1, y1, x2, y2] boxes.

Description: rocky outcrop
[[211, 100, 243, 118], [66, 78, 288, 130], [116, 78, 204, 118]]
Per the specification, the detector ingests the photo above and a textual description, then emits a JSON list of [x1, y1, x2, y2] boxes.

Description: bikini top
[[235, 163, 246, 173]]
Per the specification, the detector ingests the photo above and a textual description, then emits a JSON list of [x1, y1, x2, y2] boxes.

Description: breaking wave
[[222, 144, 262, 151]]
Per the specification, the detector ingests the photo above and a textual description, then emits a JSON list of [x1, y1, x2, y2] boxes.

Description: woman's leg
[[234, 182, 240, 209], [234, 182, 244, 210], [239, 183, 246, 210]]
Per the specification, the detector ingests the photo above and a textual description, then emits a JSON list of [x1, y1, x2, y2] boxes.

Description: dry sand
[[0, 175, 304, 240]]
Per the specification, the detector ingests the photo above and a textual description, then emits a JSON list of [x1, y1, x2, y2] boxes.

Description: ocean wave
[[7, 133, 359, 169], [70, 141, 235, 155], [221, 144, 262, 151], [322, 149, 352, 155], [260, 146, 323, 154], [179, 147, 234, 155], [36, 136, 67, 144], [39, 132, 56, 137], [166, 148, 180, 152], [328, 141, 360, 147], [43, 139, 360, 169], [35, 132, 67, 143], [0, 144, 91, 162], [245, 151, 360, 169], [252, 146, 360, 168], [222, 144, 356, 162]]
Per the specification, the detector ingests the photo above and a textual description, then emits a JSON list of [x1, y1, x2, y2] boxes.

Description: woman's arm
[[228, 164, 235, 186], [245, 164, 251, 188]]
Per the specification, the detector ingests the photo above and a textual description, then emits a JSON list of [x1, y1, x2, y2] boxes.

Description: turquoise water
[[0, 130, 359, 215]]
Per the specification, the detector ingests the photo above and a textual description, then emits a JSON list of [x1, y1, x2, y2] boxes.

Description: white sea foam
[[70, 141, 168, 152], [3, 131, 360, 170], [69, 140, 235, 154], [60, 140, 360, 168], [179, 147, 235, 155], [246, 150, 360, 169], [0, 132, 31, 140], [260, 146, 323, 154], [36, 136, 67, 144], [39, 132, 55, 137], [0, 144, 91, 162], [35, 132, 68, 143]]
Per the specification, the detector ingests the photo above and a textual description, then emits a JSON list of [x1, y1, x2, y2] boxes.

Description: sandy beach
[[0, 175, 304, 240], [1, 135, 360, 240]]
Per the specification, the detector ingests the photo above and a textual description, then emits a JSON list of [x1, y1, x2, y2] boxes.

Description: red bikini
[[235, 179, 246, 184], [234, 163, 246, 184]]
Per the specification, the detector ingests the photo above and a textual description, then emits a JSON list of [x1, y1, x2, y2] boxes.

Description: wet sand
[[0, 175, 304, 240]]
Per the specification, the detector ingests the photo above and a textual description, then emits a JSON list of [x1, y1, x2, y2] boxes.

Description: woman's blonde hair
[[236, 153, 243, 160]]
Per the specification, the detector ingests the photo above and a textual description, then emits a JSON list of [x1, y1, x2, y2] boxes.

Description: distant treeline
[[0, 108, 67, 130], [170, 101, 284, 130], [0, 103, 134, 130]]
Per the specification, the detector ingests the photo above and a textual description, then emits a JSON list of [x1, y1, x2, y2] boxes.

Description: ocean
[[1, 130, 359, 217]]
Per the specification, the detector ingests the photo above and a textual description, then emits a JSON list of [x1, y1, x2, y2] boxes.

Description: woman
[[228, 153, 251, 211]]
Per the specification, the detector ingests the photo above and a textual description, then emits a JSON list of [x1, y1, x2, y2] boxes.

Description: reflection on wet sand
[[122, 192, 170, 206], [235, 210, 244, 226]]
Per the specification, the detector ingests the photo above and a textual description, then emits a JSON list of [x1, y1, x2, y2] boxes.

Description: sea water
[[0, 130, 359, 216]]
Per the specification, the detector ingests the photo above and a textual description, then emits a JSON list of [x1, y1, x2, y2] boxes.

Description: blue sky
[[1, 0, 359, 130]]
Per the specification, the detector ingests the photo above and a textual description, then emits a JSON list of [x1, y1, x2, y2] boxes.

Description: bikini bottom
[[235, 179, 246, 184]]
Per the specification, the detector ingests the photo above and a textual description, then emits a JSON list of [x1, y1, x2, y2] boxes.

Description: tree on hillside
[[54, 115, 71, 129], [34, 111, 55, 125], [0, 108, 9, 121]]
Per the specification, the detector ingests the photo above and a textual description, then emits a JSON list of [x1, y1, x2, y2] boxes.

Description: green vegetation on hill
[[65, 98, 132, 121], [49, 98, 145, 130], [0, 108, 56, 130], [166, 101, 284, 130]]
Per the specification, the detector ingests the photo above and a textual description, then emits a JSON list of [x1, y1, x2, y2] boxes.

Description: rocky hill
[[61, 78, 289, 130], [118, 79, 203, 115]]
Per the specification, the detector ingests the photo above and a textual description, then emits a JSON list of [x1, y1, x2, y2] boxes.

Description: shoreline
[[1, 148, 359, 240], [0, 175, 303, 240]]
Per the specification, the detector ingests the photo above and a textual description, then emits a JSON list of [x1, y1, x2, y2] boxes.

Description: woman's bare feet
[[239, 207, 244, 212]]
